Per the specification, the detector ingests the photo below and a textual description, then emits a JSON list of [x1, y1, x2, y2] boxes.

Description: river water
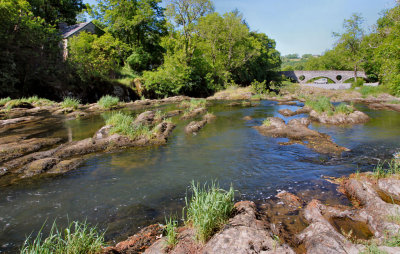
[[1, 100, 400, 252]]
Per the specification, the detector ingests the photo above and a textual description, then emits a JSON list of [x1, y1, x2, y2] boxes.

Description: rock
[[0, 138, 62, 163], [180, 108, 207, 120], [276, 191, 303, 208], [309, 110, 369, 125], [0, 167, 8, 176], [202, 113, 216, 123], [94, 125, 112, 140], [278, 101, 297, 106], [278, 109, 296, 117], [368, 102, 400, 113], [278, 107, 311, 117], [103, 224, 164, 254], [21, 157, 60, 177], [4, 101, 33, 109], [47, 158, 85, 174], [254, 117, 349, 154], [243, 116, 253, 121], [134, 111, 156, 125], [0, 116, 42, 128], [161, 96, 191, 103], [378, 178, 400, 200], [185, 120, 207, 134], [165, 110, 183, 118], [297, 200, 364, 254]]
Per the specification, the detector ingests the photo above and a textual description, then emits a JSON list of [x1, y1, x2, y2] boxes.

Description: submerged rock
[[254, 117, 349, 154], [184, 113, 216, 134]]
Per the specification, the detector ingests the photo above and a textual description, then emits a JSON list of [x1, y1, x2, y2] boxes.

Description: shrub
[[20, 221, 105, 254], [0, 97, 11, 107], [305, 96, 333, 114], [106, 112, 153, 140], [251, 80, 268, 94], [98, 95, 120, 109], [164, 217, 179, 248], [61, 97, 80, 109], [184, 181, 235, 242]]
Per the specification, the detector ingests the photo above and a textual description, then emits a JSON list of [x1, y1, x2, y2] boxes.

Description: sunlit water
[[1, 101, 400, 252]]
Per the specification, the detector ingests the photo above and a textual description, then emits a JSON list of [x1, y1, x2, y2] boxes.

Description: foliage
[[27, 0, 85, 25], [0, 97, 11, 107], [98, 95, 120, 109], [106, 112, 153, 140], [263, 119, 271, 126], [0, 0, 62, 97], [164, 217, 179, 248], [68, 32, 129, 81], [305, 96, 333, 114], [184, 181, 234, 242], [335, 103, 354, 115], [20, 220, 105, 254], [61, 97, 80, 109], [251, 80, 268, 94], [373, 159, 400, 179]]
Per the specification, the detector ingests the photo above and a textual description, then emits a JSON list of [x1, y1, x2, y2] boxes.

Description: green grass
[[20, 221, 105, 254], [106, 112, 153, 140], [335, 103, 355, 115], [307, 77, 335, 84], [373, 159, 400, 179], [360, 86, 389, 98], [184, 181, 235, 243], [305, 96, 333, 114], [389, 100, 400, 104], [98, 95, 120, 109], [0, 97, 11, 107], [360, 243, 387, 254], [61, 97, 80, 110], [180, 99, 207, 110], [263, 118, 271, 126], [164, 217, 179, 248]]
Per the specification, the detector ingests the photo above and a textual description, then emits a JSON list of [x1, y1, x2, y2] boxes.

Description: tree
[[333, 13, 365, 80], [27, 0, 85, 25], [165, 0, 214, 62], [90, 0, 167, 70]]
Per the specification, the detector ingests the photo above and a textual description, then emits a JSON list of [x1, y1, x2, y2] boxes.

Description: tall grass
[[0, 97, 11, 107], [373, 159, 400, 179], [305, 96, 333, 114], [98, 95, 120, 109], [335, 103, 355, 115], [61, 97, 80, 109], [20, 221, 105, 254], [164, 217, 179, 248], [184, 181, 235, 242], [360, 86, 388, 98], [106, 112, 153, 140]]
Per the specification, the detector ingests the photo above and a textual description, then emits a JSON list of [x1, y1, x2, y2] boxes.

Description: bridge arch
[[281, 70, 368, 84]]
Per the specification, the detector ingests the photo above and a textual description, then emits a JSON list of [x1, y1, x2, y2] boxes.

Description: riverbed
[[1, 100, 400, 252]]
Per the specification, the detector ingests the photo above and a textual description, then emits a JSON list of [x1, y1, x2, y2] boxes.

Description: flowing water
[[1, 100, 400, 252]]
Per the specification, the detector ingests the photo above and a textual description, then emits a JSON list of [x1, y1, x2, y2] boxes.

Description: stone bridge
[[281, 70, 368, 84]]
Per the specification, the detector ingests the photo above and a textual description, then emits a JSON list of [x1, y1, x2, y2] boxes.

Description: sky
[[84, 0, 397, 56]]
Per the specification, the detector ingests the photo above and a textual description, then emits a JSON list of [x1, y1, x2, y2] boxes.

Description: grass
[[184, 181, 235, 243], [389, 100, 400, 104], [164, 217, 179, 248], [360, 243, 387, 254], [106, 112, 153, 140], [61, 97, 80, 110], [0, 97, 11, 107], [360, 86, 389, 98], [305, 96, 333, 114], [373, 159, 400, 179], [263, 118, 271, 126], [335, 103, 355, 114], [98, 95, 120, 109], [20, 220, 105, 254]]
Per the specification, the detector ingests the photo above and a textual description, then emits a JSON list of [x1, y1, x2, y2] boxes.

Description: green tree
[[333, 13, 365, 80], [27, 0, 85, 25], [68, 32, 129, 81]]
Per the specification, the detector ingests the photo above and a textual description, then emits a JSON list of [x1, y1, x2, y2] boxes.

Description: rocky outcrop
[[368, 102, 400, 113], [143, 201, 295, 254], [309, 110, 370, 125], [184, 113, 216, 134], [278, 107, 311, 117], [254, 117, 349, 154], [180, 108, 207, 120]]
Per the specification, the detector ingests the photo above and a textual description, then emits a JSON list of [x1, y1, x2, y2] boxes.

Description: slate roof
[[60, 22, 91, 38]]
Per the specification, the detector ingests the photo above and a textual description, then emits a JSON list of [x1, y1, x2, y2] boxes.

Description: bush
[[61, 97, 80, 109], [184, 181, 235, 242], [98, 95, 120, 109], [251, 80, 268, 94], [20, 221, 105, 254], [106, 112, 153, 140]]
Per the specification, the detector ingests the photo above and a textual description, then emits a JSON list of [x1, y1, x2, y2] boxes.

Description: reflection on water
[[1, 101, 400, 251]]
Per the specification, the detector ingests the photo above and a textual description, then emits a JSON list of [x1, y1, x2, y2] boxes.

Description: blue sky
[[84, 0, 397, 56]]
